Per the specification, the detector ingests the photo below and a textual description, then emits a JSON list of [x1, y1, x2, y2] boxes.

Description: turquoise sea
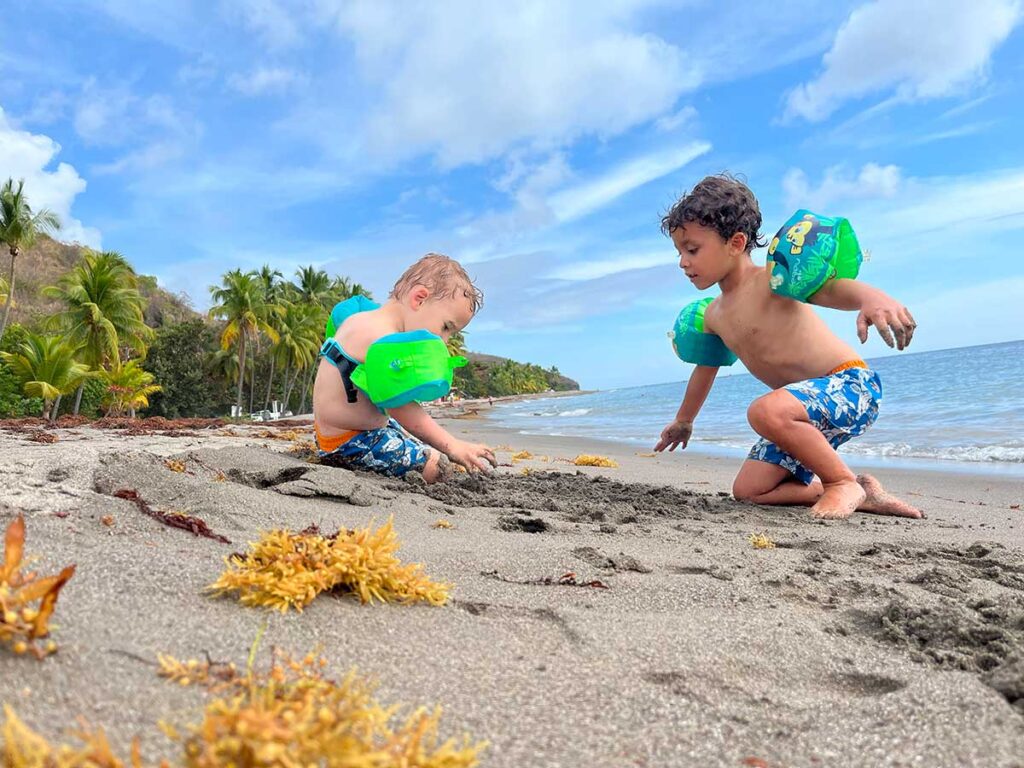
[[487, 340, 1024, 476]]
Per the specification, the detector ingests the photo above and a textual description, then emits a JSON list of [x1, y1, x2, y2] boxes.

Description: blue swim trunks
[[316, 418, 429, 478], [748, 365, 882, 485]]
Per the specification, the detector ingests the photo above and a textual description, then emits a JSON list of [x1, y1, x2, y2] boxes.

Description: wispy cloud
[[547, 249, 670, 281], [227, 67, 307, 96], [549, 141, 711, 223], [785, 0, 1021, 121]]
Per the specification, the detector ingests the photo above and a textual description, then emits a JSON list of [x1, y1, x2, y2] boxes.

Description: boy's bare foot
[[856, 474, 926, 519], [811, 479, 866, 520]]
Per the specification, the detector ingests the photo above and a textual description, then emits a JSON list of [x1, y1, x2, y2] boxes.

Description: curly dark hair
[[661, 174, 767, 252]]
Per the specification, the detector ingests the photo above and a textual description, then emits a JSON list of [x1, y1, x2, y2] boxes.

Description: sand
[[1, 415, 1022, 767]]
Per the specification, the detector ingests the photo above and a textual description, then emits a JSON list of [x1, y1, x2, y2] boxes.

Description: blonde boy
[[313, 253, 496, 482]]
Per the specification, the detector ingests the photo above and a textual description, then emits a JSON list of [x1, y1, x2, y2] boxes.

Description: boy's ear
[[408, 285, 430, 309], [728, 232, 749, 253]]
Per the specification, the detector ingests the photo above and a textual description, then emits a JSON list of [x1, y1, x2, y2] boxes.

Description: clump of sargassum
[[573, 454, 618, 468], [2, 649, 486, 767], [0, 515, 75, 659], [207, 519, 450, 611]]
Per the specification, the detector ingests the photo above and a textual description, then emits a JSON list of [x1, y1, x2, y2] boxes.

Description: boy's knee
[[731, 476, 758, 502], [746, 392, 797, 435]]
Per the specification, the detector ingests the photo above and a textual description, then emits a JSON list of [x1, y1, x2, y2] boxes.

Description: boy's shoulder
[[337, 308, 399, 360]]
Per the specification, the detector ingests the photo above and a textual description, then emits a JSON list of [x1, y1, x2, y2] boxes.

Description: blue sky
[[1, 0, 1022, 389]]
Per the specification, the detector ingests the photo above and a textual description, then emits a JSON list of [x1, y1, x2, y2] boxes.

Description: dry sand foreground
[[1, 416, 1023, 768]]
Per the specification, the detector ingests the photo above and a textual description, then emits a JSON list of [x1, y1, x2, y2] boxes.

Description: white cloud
[[785, 0, 1021, 121], [0, 107, 101, 247], [221, 0, 301, 48], [655, 105, 697, 133], [450, 141, 709, 263], [228, 67, 306, 96], [864, 167, 1024, 247], [92, 141, 185, 175], [178, 54, 219, 87], [74, 79, 189, 146], [315, 1, 700, 166], [548, 249, 670, 281], [782, 163, 903, 210], [549, 141, 711, 223]]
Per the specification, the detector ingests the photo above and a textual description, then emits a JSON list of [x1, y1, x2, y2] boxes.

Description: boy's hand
[[655, 420, 693, 452], [856, 295, 917, 350], [446, 439, 498, 473]]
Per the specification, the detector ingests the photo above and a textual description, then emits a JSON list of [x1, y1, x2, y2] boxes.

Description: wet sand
[[1, 416, 1022, 767]]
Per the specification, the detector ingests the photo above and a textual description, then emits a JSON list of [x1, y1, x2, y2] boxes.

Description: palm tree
[[0, 276, 9, 307], [0, 179, 61, 340], [99, 359, 161, 417], [347, 281, 373, 300], [296, 265, 332, 307], [0, 332, 91, 420], [257, 265, 285, 410], [44, 250, 153, 414], [446, 331, 467, 357], [208, 270, 279, 415], [206, 347, 239, 391], [274, 302, 321, 412]]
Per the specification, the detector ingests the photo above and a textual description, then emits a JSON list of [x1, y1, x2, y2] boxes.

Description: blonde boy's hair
[[390, 253, 483, 314]]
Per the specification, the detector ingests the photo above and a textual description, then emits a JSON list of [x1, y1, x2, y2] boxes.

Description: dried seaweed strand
[[481, 569, 609, 589], [112, 489, 230, 545]]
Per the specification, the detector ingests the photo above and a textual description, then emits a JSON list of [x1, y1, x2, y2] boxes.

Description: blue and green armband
[[668, 297, 737, 368], [766, 209, 863, 301], [349, 331, 467, 409]]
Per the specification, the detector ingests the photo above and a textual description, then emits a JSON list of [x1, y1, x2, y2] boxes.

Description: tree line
[[0, 179, 574, 421]]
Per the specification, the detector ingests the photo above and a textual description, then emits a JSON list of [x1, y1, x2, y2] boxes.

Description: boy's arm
[[388, 401, 496, 471], [654, 365, 719, 452], [809, 278, 917, 350]]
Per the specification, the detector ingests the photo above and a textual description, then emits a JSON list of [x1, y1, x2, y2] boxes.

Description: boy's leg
[[732, 459, 823, 506], [320, 420, 435, 481], [732, 460, 923, 518], [746, 389, 865, 519]]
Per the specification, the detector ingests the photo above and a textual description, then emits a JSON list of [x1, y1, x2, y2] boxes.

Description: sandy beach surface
[[1, 413, 1022, 767]]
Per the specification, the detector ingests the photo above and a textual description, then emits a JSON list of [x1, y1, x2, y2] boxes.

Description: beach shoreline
[[1, 417, 1022, 767]]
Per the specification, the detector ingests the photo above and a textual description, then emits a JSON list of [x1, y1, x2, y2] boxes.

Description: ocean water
[[488, 340, 1024, 475]]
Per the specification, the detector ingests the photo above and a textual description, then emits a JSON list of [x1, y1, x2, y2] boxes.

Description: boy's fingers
[[890, 315, 908, 350], [900, 307, 916, 347], [856, 312, 870, 343], [873, 311, 895, 347]]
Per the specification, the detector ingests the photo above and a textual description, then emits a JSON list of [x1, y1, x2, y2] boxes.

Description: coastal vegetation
[[0, 179, 577, 420]]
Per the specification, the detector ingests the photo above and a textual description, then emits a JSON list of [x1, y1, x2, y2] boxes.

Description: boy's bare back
[[312, 309, 398, 434]]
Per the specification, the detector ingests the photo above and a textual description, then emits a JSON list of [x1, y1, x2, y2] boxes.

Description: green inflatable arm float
[[669, 297, 737, 368], [348, 330, 467, 409], [766, 209, 863, 301]]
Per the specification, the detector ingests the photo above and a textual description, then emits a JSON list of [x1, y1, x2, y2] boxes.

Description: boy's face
[[406, 287, 474, 342], [671, 222, 745, 290]]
